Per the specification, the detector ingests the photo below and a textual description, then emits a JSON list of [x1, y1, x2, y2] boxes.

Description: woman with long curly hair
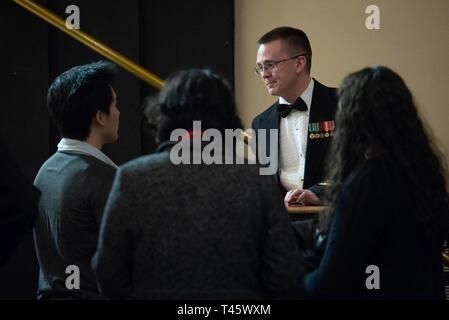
[[304, 66, 449, 299]]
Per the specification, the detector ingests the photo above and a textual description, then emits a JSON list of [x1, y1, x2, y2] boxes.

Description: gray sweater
[[93, 144, 303, 299], [33, 151, 116, 299]]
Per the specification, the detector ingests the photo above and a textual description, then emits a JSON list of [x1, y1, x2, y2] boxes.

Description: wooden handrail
[[287, 205, 326, 214], [13, 0, 165, 89], [442, 249, 449, 268]]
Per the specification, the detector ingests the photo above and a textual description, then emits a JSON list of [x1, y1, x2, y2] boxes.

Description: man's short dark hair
[[47, 61, 118, 141], [258, 26, 312, 73]]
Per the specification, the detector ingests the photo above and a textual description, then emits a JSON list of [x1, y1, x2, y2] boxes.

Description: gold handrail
[[13, 0, 164, 90], [443, 249, 449, 268]]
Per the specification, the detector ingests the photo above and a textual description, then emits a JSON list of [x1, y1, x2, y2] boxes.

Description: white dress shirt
[[279, 79, 314, 191]]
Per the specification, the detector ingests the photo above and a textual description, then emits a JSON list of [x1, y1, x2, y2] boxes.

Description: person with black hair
[[33, 61, 120, 299], [252, 26, 338, 205], [304, 66, 449, 299], [93, 69, 303, 299]]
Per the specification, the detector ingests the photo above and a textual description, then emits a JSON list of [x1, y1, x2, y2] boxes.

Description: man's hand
[[284, 189, 322, 208]]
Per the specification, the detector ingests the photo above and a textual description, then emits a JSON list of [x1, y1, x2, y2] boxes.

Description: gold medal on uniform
[[308, 123, 314, 139]]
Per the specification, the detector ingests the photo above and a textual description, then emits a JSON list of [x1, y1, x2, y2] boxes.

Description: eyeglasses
[[255, 54, 307, 76]]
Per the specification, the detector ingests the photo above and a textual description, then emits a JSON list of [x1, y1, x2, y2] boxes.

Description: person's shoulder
[[313, 78, 336, 91], [119, 151, 171, 176], [313, 79, 337, 97], [35, 152, 71, 178], [82, 155, 116, 173], [40, 151, 69, 165], [252, 101, 279, 126], [345, 156, 394, 194], [43, 151, 90, 169], [311, 79, 338, 118]]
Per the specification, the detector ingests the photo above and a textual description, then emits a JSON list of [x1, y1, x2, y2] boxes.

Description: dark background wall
[[0, 0, 234, 299]]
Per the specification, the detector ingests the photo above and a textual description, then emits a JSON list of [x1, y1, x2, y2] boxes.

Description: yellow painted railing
[[13, 0, 164, 89]]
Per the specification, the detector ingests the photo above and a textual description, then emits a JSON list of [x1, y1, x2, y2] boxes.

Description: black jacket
[[251, 79, 337, 193]]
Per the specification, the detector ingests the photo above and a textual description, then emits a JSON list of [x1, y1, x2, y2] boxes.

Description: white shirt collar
[[57, 138, 118, 169], [279, 78, 315, 113]]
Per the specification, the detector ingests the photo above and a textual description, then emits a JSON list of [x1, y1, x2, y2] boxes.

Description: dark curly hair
[[157, 69, 242, 142], [323, 66, 449, 248]]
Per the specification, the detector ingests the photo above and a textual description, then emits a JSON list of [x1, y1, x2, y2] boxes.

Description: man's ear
[[95, 110, 107, 126], [295, 56, 307, 73]]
